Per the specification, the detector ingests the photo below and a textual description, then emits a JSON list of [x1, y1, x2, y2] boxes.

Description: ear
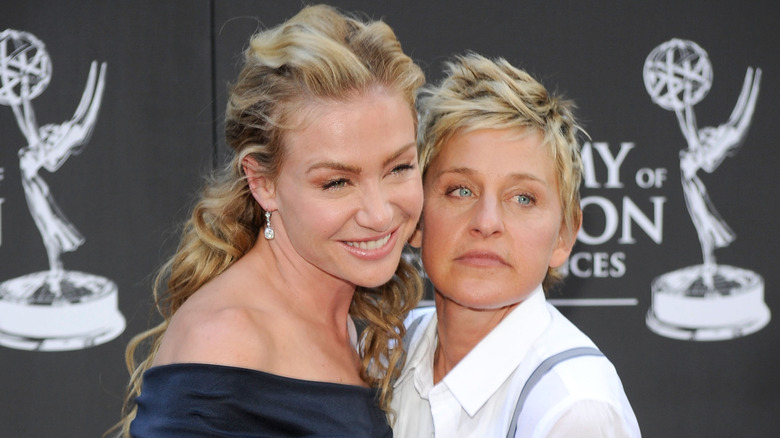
[[408, 225, 423, 248], [549, 211, 581, 268], [242, 156, 278, 211]]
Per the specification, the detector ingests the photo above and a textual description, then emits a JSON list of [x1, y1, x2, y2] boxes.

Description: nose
[[355, 182, 393, 232], [470, 194, 504, 237]]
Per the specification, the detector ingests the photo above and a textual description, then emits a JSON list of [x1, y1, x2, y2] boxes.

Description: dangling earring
[[264, 211, 275, 240]]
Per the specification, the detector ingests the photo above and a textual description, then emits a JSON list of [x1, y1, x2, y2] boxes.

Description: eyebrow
[[429, 167, 475, 181], [306, 142, 416, 175], [432, 167, 549, 186], [383, 142, 417, 167]]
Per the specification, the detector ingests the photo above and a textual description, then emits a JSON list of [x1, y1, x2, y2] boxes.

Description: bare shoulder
[[153, 287, 277, 370]]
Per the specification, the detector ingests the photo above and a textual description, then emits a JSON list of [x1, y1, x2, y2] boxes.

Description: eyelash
[[320, 162, 416, 191], [446, 185, 473, 198], [515, 193, 535, 206], [391, 162, 416, 174], [321, 178, 349, 190]]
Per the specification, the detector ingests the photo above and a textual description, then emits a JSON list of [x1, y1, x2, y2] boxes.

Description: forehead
[[287, 85, 399, 129], [280, 88, 415, 168], [428, 127, 551, 173]]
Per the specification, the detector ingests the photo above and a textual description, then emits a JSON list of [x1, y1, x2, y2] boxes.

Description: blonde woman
[[113, 5, 424, 437]]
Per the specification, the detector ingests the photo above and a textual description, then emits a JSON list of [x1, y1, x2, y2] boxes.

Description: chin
[[437, 287, 527, 311], [459, 299, 521, 311], [353, 269, 398, 289]]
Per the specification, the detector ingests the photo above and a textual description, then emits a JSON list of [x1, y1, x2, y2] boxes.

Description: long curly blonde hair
[[111, 5, 424, 436]]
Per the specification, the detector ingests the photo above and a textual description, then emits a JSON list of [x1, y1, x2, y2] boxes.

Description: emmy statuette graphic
[[643, 38, 770, 341], [0, 29, 125, 351]]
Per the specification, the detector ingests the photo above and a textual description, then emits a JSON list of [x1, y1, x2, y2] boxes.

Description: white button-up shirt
[[391, 286, 640, 438]]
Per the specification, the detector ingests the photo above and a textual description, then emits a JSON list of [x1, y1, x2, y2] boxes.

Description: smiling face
[[254, 87, 423, 289], [419, 127, 575, 310]]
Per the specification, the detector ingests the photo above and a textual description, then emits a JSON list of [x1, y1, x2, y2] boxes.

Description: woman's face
[[419, 127, 574, 310], [263, 88, 423, 288]]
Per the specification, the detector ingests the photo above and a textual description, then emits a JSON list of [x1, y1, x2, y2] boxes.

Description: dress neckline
[[146, 361, 374, 391]]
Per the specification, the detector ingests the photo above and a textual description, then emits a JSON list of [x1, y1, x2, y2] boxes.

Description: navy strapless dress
[[130, 363, 392, 437]]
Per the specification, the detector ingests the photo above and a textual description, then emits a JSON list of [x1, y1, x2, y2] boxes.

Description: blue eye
[[449, 186, 472, 197], [515, 194, 532, 205]]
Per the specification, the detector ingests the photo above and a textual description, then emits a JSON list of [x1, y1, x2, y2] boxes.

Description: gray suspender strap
[[402, 312, 428, 347], [505, 347, 604, 438]]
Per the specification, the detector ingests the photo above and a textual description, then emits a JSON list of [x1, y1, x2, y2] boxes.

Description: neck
[[432, 292, 519, 384], [248, 237, 356, 330]]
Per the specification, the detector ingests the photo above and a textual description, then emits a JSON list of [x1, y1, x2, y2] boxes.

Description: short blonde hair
[[418, 53, 583, 289]]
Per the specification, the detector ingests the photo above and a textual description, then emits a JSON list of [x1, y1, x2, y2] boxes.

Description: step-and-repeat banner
[[1, 1, 777, 436]]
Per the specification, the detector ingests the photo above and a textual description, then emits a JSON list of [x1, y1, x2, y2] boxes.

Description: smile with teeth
[[345, 233, 391, 250]]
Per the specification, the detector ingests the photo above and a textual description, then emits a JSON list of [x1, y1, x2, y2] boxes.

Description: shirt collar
[[442, 285, 551, 416]]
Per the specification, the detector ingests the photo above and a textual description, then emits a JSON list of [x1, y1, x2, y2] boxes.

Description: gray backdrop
[[1, 1, 777, 436]]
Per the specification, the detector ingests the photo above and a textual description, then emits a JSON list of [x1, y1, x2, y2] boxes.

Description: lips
[[455, 250, 509, 267]]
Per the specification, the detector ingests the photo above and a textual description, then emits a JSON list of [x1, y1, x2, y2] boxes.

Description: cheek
[[420, 212, 451, 262], [286, 198, 344, 238], [419, 237, 441, 279], [396, 178, 424, 217], [517, 221, 564, 259]]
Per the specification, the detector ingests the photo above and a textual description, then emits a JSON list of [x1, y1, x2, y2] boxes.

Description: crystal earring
[[264, 211, 275, 240]]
